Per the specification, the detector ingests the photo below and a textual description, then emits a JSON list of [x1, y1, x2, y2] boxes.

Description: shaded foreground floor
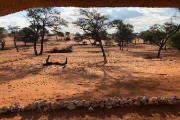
[[0, 105, 180, 120]]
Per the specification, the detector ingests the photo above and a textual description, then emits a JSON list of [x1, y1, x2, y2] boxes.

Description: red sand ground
[[0, 36, 180, 119]]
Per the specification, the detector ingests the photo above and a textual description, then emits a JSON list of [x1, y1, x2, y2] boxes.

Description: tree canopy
[[109, 19, 134, 50], [26, 7, 67, 55], [74, 8, 109, 64]]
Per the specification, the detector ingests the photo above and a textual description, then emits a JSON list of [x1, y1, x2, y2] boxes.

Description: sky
[[0, 7, 179, 34]]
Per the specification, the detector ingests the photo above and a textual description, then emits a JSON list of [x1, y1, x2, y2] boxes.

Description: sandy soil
[[0, 36, 180, 119]]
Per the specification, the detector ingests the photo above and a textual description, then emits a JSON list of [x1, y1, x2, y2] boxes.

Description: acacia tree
[[140, 23, 180, 58], [73, 32, 83, 44], [100, 30, 112, 46], [26, 7, 67, 55], [52, 18, 67, 41], [8, 25, 20, 52], [109, 19, 134, 51], [168, 30, 180, 51], [0, 27, 6, 50], [149, 23, 180, 58], [52, 25, 62, 41], [74, 9, 108, 64], [18, 27, 35, 46], [139, 30, 153, 44], [133, 33, 140, 45], [64, 32, 71, 41]]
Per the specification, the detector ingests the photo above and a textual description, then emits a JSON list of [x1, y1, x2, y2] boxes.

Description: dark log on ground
[[43, 55, 67, 66]]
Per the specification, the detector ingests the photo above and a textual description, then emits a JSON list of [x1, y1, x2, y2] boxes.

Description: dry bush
[[47, 45, 73, 53]]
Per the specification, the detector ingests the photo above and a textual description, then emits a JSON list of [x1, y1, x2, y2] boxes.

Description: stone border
[[0, 96, 179, 114]]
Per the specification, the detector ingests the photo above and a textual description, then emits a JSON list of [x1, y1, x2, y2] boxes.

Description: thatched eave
[[0, 0, 180, 16]]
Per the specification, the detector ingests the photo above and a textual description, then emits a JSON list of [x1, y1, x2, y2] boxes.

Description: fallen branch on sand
[[43, 55, 67, 66]]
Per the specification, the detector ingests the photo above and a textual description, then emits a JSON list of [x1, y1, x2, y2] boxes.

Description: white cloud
[[58, 7, 79, 22], [0, 7, 177, 33], [126, 14, 170, 32], [127, 8, 168, 14], [55, 7, 82, 33], [0, 16, 29, 29]]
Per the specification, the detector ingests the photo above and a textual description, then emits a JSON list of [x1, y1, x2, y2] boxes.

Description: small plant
[[82, 41, 88, 45], [64, 37, 71, 42]]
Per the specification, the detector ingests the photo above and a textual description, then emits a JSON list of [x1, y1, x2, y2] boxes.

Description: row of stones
[[0, 96, 179, 114]]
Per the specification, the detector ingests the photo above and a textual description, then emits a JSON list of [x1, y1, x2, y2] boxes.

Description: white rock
[[27, 103, 37, 110], [141, 97, 149, 105], [120, 104, 124, 107], [56, 101, 63, 108], [99, 101, 105, 108], [67, 102, 76, 110], [76, 101, 83, 107], [134, 101, 141, 106], [113, 99, 120, 106], [149, 97, 158, 104], [84, 101, 90, 107], [148, 100, 154, 105], [74, 100, 79, 105], [51, 102, 59, 109], [88, 107, 94, 111], [120, 100, 125, 105], [128, 102, 134, 106], [167, 98, 174, 104], [45, 102, 51, 109], [136, 96, 143, 100], [106, 105, 112, 109], [3, 106, 10, 112], [20, 106, 25, 112], [44, 107, 49, 111], [142, 100, 148, 105], [0, 107, 5, 114], [62, 101, 68, 108], [36, 101, 42, 110], [10, 106, 16, 112]]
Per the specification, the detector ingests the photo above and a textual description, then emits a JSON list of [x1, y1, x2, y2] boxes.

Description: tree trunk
[[24, 41, 27, 46], [98, 39, 107, 64], [121, 40, 124, 51], [93, 40, 97, 46], [24, 37, 27, 46], [34, 35, 38, 55], [88, 39, 93, 46], [13, 37, 19, 52], [55, 34, 58, 41], [164, 45, 167, 50], [143, 40, 146, 44], [119, 41, 121, 50], [2, 43, 4, 50], [0, 40, 5, 50], [157, 46, 163, 58], [33, 24, 41, 56], [39, 22, 45, 55], [126, 40, 129, 44]]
